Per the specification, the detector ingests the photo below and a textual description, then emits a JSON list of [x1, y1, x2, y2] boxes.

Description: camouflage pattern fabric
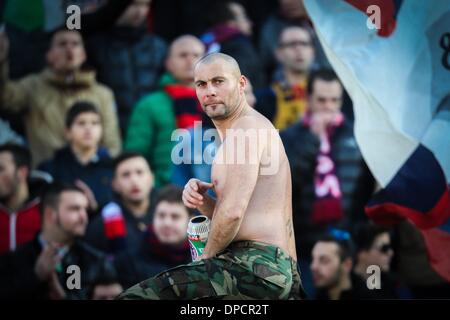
[[117, 240, 305, 300]]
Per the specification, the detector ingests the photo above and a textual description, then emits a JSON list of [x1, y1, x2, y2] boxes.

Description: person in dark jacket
[[0, 183, 116, 300], [311, 230, 375, 300], [200, 0, 265, 89], [86, 0, 167, 136], [0, 144, 42, 254], [38, 101, 114, 210], [114, 185, 192, 288], [84, 152, 155, 257], [280, 69, 375, 258], [353, 221, 401, 299]]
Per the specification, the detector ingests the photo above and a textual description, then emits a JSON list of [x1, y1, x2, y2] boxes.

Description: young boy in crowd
[[39, 101, 114, 210]]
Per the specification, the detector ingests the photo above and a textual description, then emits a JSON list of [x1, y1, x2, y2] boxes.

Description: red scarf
[[165, 85, 203, 129], [302, 112, 345, 225], [145, 224, 191, 265]]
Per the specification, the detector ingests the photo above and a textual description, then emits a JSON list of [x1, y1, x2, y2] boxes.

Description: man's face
[[0, 152, 23, 202], [153, 201, 190, 245], [113, 157, 153, 204], [229, 2, 252, 36], [310, 242, 346, 289], [55, 191, 89, 237], [362, 232, 394, 272], [47, 31, 86, 72], [194, 61, 245, 120], [92, 283, 123, 300], [116, 0, 151, 27], [66, 112, 102, 150], [166, 39, 205, 84], [276, 27, 314, 73], [309, 79, 343, 116]]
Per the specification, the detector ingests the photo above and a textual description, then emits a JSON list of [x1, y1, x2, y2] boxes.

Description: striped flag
[[304, 0, 450, 281]]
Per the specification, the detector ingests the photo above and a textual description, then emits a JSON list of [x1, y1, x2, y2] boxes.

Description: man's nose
[[205, 84, 217, 97]]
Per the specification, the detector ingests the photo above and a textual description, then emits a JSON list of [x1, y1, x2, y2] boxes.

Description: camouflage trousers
[[117, 240, 305, 300]]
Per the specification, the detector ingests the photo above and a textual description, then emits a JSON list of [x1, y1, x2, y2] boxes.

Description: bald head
[[194, 53, 248, 120], [168, 35, 204, 58], [165, 35, 205, 84], [195, 53, 242, 79]]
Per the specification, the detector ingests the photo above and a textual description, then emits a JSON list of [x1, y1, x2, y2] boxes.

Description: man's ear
[[239, 75, 247, 93], [46, 50, 54, 67], [79, 47, 87, 65], [17, 166, 29, 183], [43, 206, 57, 226], [342, 257, 353, 273], [165, 56, 173, 75], [111, 176, 120, 194], [274, 47, 283, 64], [64, 128, 72, 142]]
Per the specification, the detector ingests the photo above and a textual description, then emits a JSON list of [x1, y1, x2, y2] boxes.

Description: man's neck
[[71, 144, 98, 165], [5, 183, 29, 211], [284, 68, 307, 87], [213, 99, 251, 141], [327, 274, 352, 300], [123, 197, 150, 219]]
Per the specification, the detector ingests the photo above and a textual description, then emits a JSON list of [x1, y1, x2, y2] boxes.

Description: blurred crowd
[[0, 0, 449, 300]]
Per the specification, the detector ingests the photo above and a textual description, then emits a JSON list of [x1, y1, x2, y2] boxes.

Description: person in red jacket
[[0, 144, 41, 254]]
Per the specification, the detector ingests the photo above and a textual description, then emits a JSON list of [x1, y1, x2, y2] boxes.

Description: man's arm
[[201, 118, 263, 259]]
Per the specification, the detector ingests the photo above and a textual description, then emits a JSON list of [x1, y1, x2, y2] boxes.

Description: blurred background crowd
[[0, 0, 449, 300]]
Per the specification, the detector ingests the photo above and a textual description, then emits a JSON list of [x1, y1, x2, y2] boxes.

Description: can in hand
[[187, 215, 210, 261]]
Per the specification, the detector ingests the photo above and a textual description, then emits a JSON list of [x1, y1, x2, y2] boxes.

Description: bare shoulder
[[232, 108, 274, 131]]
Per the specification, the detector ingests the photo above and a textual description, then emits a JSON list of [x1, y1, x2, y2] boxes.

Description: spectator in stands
[[84, 152, 155, 256], [125, 35, 205, 187], [258, 0, 329, 79], [281, 69, 374, 259], [353, 221, 398, 298], [0, 28, 121, 167], [38, 101, 114, 210], [256, 25, 315, 130], [87, 0, 167, 137], [0, 183, 116, 299], [311, 229, 374, 299], [0, 144, 41, 254], [115, 185, 192, 288], [200, 0, 265, 89], [1, 0, 132, 79]]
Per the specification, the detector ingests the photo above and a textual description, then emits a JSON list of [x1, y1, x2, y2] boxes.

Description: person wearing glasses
[[353, 222, 400, 299], [256, 25, 316, 130]]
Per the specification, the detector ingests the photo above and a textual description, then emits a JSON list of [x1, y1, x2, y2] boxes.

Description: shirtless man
[[118, 53, 304, 300]]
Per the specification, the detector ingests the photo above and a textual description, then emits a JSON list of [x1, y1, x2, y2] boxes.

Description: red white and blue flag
[[304, 0, 450, 281]]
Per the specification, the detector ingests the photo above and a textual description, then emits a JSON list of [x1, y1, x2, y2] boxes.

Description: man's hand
[[34, 243, 61, 282], [0, 29, 9, 63], [182, 178, 214, 209], [309, 111, 337, 137]]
